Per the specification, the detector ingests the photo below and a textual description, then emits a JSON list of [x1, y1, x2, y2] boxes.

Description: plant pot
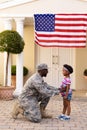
[[0, 86, 15, 100], [23, 75, 28, 85], [11, 75, 16, 87], [11, 75, 28, 87]]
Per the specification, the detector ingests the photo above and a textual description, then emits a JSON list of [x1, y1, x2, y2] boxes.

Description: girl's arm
[[64, 84, 70, 99]]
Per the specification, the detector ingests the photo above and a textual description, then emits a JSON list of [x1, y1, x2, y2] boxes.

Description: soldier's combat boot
[[40, 107, 52, 118], [11, 101, 24, 119]]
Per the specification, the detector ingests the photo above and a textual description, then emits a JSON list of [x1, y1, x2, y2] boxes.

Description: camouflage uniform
[[18, 72, 59, 123]]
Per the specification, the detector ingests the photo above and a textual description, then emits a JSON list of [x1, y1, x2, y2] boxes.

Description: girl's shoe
[[58, 115, 70, 121], [55, 115, 64, 119], [58, 115, 65, 120], [63, 116, 70, 120]]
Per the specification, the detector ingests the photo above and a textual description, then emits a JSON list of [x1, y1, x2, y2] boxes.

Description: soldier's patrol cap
[[37, 63, 48, 70]]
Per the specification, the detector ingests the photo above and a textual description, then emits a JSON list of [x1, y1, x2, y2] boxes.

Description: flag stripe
[[35, 37, 86, 43], [35, 31, 86, 35], [55, 23, 87, 26], [55, 18, 87, 21], [55, 29, 86, 32], [35, 32, 86, 38], [35, 36, 86, 41], [34, 14, 87, 47], [55, 14, 87, 18], [55, 26, 86, 30], [55, 21, 87, 24], [35, 40, 86, 47]]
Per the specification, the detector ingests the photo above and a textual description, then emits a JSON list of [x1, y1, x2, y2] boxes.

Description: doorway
[[35, 45, 75, 89]]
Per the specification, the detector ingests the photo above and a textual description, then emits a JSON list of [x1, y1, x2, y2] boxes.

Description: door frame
[[35, 45, 76, 90]]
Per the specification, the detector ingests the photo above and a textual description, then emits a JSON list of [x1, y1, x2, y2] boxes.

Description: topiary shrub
[[11, 65, 28, 76], [0, 30, 25, 86], [0, 30, 24, 53]]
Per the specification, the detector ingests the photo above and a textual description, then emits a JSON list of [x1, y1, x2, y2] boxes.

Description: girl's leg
[[63, 100, 71, 120], [58, 98, 68, 120], [66, 100, 71, 116], [62, 98, 68, 114], [66, 93, 72, 116]]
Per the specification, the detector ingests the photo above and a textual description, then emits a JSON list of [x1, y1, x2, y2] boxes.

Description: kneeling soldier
[[11, 63, 60, 123]]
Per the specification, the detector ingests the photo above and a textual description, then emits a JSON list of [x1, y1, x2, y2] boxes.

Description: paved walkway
[[0, 91, 87, 130]]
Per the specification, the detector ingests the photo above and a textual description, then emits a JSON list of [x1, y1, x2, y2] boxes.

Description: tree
[[0, 30, 25, 86]]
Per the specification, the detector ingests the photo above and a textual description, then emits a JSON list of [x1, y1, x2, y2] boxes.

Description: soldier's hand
[[54, 90, 60, 96]]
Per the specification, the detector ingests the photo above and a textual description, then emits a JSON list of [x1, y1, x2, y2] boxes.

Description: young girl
[[58, 64, 73, 120]]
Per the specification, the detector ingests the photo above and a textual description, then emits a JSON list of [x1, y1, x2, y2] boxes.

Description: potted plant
[[11, 65, 29, 87], [0, 30, 25, 100]]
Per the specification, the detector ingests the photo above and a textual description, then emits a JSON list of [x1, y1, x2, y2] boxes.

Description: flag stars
[[34, 14, 55, 31]]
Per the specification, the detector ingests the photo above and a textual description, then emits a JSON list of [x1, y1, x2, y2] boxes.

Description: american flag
[[34, 14, 87, 47]]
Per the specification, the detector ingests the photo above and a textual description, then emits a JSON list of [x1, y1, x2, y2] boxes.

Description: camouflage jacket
[[18, 73, 59, 100]]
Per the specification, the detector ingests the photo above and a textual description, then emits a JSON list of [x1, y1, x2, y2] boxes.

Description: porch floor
[[0, 90, 87, 130]]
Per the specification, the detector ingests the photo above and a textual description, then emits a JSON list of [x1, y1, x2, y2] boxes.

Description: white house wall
[[0, 0, 87, 90]]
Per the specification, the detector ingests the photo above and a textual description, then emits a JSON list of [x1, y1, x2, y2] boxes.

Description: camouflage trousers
[[19, 95, 50, 123]]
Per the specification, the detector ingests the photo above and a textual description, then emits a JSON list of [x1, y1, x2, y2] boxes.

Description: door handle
[[52, 55, 55, 64], [52, 55, 58, 65]]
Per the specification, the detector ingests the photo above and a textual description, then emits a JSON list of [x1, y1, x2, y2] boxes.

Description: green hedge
[[11, 65, 28, 76]]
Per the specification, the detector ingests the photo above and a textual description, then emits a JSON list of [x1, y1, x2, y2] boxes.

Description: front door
[[35, 45, 75, 89]]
